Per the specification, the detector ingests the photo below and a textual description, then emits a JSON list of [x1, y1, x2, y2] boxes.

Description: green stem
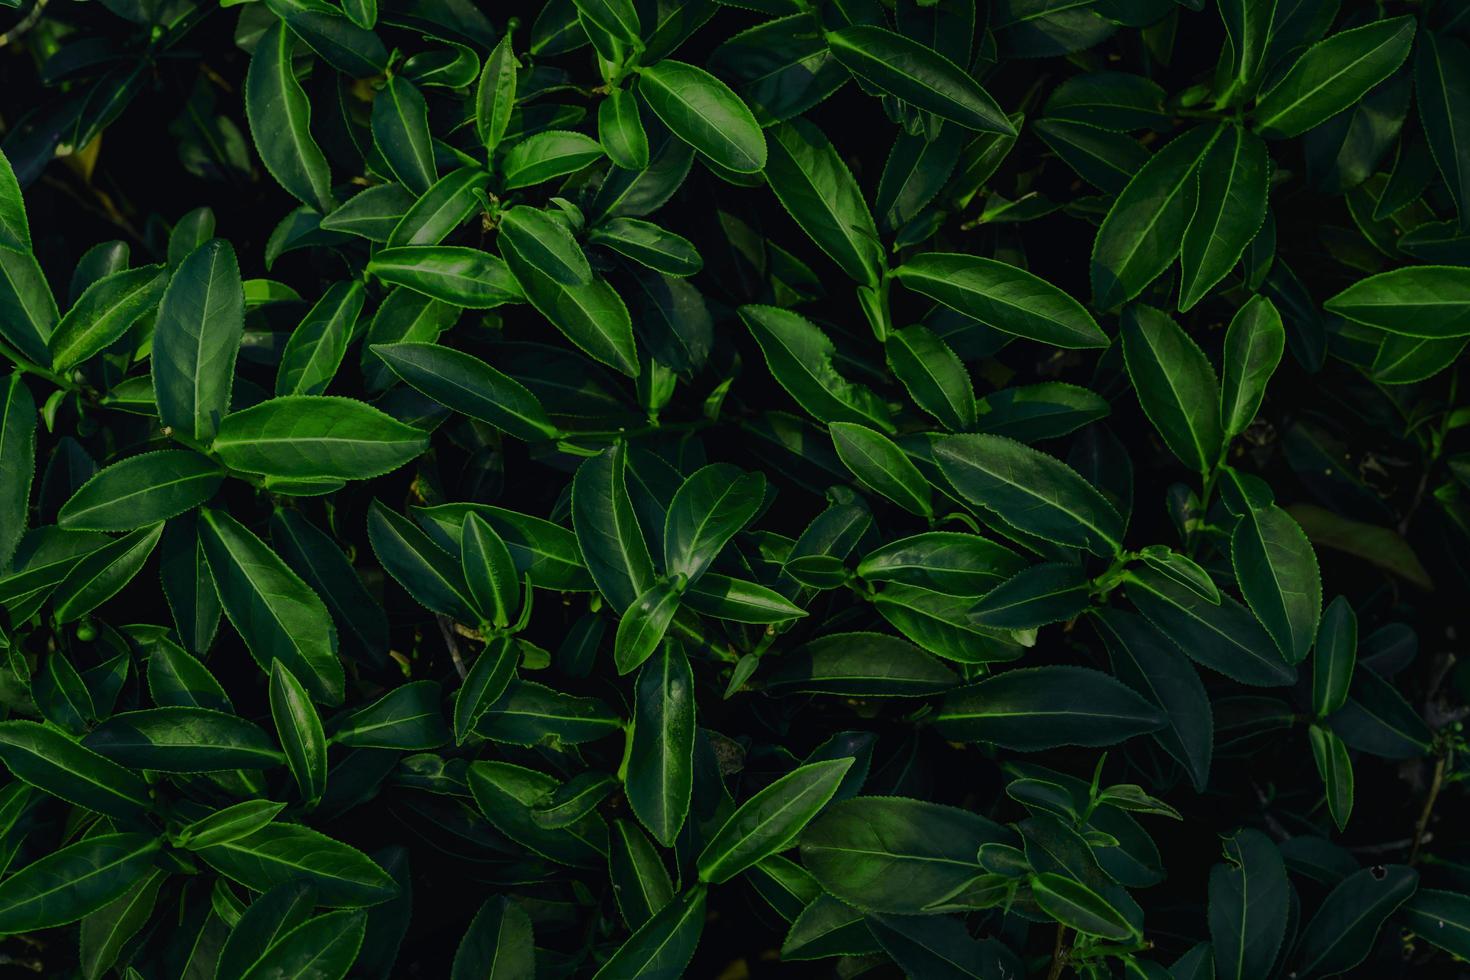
[[0, 339, 74, 390]]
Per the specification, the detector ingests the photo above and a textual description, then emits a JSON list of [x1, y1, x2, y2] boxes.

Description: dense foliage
[[0, 0, 1469, 975]]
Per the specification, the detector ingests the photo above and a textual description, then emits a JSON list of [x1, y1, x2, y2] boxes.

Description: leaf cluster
[[0, 0, 1469, 976]]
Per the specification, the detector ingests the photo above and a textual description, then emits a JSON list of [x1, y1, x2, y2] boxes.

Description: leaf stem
[[1410, 752, 1446, 865]]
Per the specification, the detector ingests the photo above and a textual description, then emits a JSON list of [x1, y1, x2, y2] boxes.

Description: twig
[[1410, 754, 1446, 865], [1047, 924, 1068, 980], [435, 614, 467, 680], [0, 0, 49, 49]]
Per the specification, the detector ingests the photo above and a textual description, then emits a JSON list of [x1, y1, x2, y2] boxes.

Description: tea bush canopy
[[0, 0, 1467, 976]]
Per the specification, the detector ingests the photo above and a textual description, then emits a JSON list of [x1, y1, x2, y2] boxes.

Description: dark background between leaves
[[2, 0, 1468, 976]]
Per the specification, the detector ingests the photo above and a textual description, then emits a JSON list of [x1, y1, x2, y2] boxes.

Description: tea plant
[[0, 0, 1467, 976]]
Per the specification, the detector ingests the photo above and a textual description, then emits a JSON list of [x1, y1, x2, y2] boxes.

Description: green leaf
[[199, 507, 344, 705], [1307, 723, 1354, 831], [866, 912, 999, 978], [968, 562, 1091, 629], [682, 573, 807, 624], [935, 433, 1125, 556], [461, 512, 519, 628], [368, 246, 523, 308], [1331, 663, 1432, 759], [0, 720, 152, 820], [884, 325, 975, 431], [587, 218, 701, 276], [572, 0, 638, 46], [321, 184, 417, 242], [240, 909, 366, 980], [1208, 829, 1288, 980], [451, 897, 534, 980], [85, 707, 284, 772], [178, 799, 287, 850], [1402, 889, 1470, 961], [1253, 17, 1416, 139], [614, 579, 681, 675], [333, 680, 449, 750], [34, 651, 95, 734], [534, 771, 620, 829], [58, 450, 223, 531], [374, 342, 559, 441], [739, 304, 892, 431], [627, 639, 694, 847], [475, 33, 518, 153], [609, 819, 674, 929], [572, 443, 655, 613], [1093, 609, 1213, 791], [826, 26, 1013, 135], [800, 797, 1006, 914], [763, 119, 883, 288], [197, 823, 397, 908], [475, 679, 621, 745], [1178, 125, 1270, 310], [664, 462, 764, 584], [78, 869, 164, 980], [372, 77, 436, 195], [0, 372, 36, 568], [276, 280, 365, 396], [500, 236, 639, 376], [0, 833, 161, 934], [783, 896, 878, 961], [1416, 32, 1470, 233], [152, 238, 244, 442], [1126, 567, 1296, 686], [1287, 503, 1432, 590], [502, 130, 606, 189], [1312, 595, 1356, 718], [270, 660, 328, 805], [973, 382, 1109, 444], [1031, 872, 1138, 941], [1091, 124, 1219, 311], [499, 205, 591, 286], [467, 760, 608, 867], [269, 509, 388, 667], [0, 148, 29, 252], [830, 422, 931, 518], [53, 522, 164, 624], [245, 21, 334, 213], [263, 0, 387, 76], [367, 499, 475, 619], [454, 634, 518, 744], [215, 881, 317, 980], [1120, 304, 1224, 473], [638, 60, 765, 173], [1042, 71, 1166, 130], [934, 665, 1163, 748], [698, 759, 852, 885], [857, 531, 1026, 597], [1215, 0, 1273, 104], [591, 886, 706, 980], [893, 253, 1107, 349], [415, 502, 593, 592], [1323, 266, 1470, 337], [49, 264, 166, 372], [1219, 294, 1284, 438], [1231, 503, 1321, 664], [0, 247, 57, 364], [1294, 864, 1416, 976], [213, 396, 429, 480], [388, 167, 485, 249], [598, 88, 650, 170], [146, 633, 230, 711], [765, 631, 959, 699]]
